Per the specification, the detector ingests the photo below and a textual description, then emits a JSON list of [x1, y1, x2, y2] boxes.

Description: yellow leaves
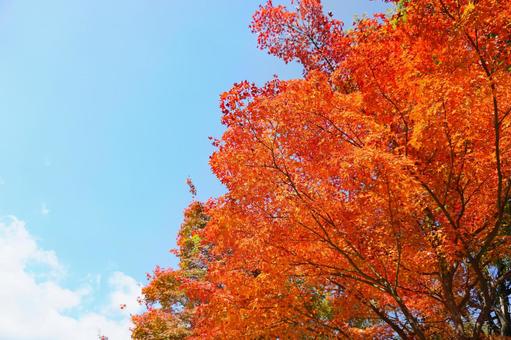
[[462, 2, 476, 20]]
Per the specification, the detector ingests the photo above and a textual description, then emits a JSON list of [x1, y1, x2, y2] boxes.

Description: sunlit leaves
[[134, 0, 511, 338]]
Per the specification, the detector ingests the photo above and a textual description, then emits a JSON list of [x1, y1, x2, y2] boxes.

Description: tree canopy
[[133, 0, 511, 338]]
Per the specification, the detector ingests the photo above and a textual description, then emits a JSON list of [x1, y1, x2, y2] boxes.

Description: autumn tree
[[132, 196, 210, 339], [135, 0, 511, 338], [194, 0, 511, 338]]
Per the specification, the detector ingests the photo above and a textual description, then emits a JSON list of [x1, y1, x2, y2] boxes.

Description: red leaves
[[205, 0, 511, 338], [251, 0, 348, 73], [135, 0, 511, 338]]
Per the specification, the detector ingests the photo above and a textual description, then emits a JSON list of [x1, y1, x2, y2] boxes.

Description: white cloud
[[0, 217, 142, 340], [106, 272, 141, 316]]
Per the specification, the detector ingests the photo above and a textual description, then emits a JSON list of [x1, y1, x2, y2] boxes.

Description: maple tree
[[131, 198, 210, 339], [134, 0, 511, 338]]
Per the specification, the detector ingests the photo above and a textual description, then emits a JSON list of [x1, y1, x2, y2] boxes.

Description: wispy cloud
[[0, 217, 142, 340]]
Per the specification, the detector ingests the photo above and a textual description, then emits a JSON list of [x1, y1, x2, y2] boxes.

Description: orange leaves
[[132, 202, 209, 339], [205, 0, 511, 338], [251, 0, 348, 73], [136, 0, 511, 338], [131, 309, 192, 340]]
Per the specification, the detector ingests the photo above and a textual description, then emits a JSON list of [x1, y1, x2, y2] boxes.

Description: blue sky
[[0, 1, 390, 338]]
